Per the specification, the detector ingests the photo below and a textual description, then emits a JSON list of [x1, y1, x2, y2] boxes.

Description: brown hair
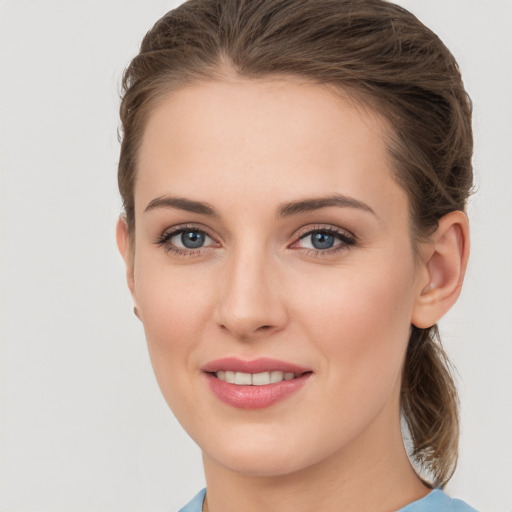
[[118, 0, 473, 487]]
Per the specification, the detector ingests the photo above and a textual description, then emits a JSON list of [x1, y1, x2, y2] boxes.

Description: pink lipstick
[[202, 357, 312, 409]]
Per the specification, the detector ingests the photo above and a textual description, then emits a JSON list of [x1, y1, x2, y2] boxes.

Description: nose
[[214, 246, 288, 341]]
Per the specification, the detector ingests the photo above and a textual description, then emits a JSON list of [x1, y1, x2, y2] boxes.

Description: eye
[[156, 226, 217, 254], [293, 227, 356, 253], [173, 230, 210, 249], [302, 231, 338, 250]]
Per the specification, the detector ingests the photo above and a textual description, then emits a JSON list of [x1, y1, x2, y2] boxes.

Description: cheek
[[133, 259, 214, 395], [297, 253, 416, 392], [135, 253, 213, 331]]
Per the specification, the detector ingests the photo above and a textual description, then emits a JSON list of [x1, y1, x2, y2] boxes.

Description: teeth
[[234, 372, 252, 385], [215, 370, 298, 385], [252, 372, 271, 386], [270, 371, 284, 383]]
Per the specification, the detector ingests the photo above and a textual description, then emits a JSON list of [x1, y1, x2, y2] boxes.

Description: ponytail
[[401, 325, 459, 487]]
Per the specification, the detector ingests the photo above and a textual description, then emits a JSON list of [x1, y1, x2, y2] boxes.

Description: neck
[[202, 396, 430, 512]]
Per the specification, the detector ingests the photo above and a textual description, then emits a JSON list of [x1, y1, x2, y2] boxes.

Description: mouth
[[213, 370, 303, 385], [202, 358, 313, 409]]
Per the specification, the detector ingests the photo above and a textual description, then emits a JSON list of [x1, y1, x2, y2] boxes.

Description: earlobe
[[412, 211, 470, 329], [116, 216, 137, 306]]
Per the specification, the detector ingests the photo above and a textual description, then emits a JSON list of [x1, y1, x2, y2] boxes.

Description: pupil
[[181, 231, 204, 249], [312, 232, 334, 249]]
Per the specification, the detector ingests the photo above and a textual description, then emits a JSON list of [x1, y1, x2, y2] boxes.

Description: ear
[[116, 215, 138, 307], [412, 210, 470, 329]]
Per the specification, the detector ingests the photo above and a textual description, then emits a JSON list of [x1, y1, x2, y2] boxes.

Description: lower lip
[[205, 372, 311, 409]]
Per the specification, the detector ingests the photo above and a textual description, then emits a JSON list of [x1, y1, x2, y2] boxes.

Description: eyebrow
[[144, 196, 218, 216], [144, 193, 375, 218], [277, 194, 376, 218]]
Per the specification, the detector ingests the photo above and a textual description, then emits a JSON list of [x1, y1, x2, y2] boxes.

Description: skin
[[117, 78, 469, 512]]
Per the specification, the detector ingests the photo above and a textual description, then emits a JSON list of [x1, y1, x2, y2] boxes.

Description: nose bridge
[[216, 240, 286, 338]]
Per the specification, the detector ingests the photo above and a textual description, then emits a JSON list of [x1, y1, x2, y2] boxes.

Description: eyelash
[[155, 224, 216, 256], [294, 225, 357, 256], [155, 224, 357, 257]]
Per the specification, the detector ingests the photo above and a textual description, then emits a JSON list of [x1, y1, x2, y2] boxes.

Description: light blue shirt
[[178, 488, 478, 512]]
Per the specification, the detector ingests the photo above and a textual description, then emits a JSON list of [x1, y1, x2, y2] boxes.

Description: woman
[[116, 0, 477, 510]]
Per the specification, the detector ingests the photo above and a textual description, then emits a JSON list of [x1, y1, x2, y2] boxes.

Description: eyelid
[[156, 222, 217, 240], [294, 223, 356, 242], [290, 224, 357, 253], [155, 223, 221, 254]]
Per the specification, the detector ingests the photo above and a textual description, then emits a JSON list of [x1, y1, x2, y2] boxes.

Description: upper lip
[[201, 357, 311, 374]]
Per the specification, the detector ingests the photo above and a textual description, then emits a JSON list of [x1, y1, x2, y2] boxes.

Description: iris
[[311, 232, 335, 250], [181, 231, 205, 248]]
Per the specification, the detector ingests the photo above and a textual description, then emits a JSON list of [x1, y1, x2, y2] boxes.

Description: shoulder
[[178, 488, 206, 512], [398, 489, 479, 512]]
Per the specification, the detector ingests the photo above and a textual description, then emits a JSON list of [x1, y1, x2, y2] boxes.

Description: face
[[123, 78, 428, 477]]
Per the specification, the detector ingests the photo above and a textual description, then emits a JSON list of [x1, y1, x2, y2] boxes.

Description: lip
[[201, 357, 311, 374], [202, 357, 313, 410]]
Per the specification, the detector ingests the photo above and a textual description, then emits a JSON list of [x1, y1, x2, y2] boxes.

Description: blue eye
[[297, 228, 356, 252], [178, 230, 207, 249], [310, 232, 336, 249], [157, 227, 215, 254]]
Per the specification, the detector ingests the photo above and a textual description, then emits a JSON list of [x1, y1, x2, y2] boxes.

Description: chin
[[215, 450, 307, 477], [200, 426, 333, 478]]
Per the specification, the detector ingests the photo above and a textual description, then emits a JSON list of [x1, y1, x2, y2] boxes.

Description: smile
[[215, 370, 298, 385], [202, 358, 312, 409]]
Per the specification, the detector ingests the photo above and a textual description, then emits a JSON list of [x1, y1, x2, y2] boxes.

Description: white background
[[1, 1, 511, 510]]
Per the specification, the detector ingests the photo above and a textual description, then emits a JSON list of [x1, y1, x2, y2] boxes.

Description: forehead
[[136, 78, 408, 222]]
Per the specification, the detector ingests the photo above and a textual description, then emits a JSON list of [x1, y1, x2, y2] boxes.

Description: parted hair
[[118, 0, 473, 487]]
